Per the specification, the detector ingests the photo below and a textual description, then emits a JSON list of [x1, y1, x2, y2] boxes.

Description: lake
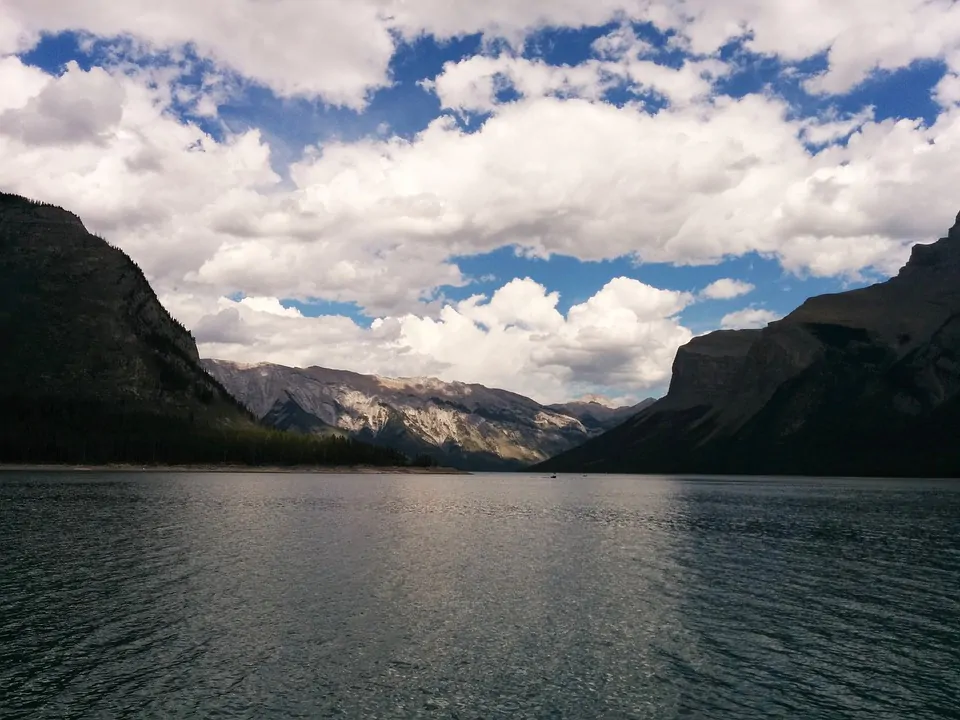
[[1, 472, 958, 718]]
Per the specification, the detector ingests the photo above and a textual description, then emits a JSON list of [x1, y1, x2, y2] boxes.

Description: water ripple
[[1, 472, 958, 718]]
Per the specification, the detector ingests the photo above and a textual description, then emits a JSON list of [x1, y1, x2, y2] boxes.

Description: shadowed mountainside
[[0, 192, 407, 467], [537, 213, 960, 478]]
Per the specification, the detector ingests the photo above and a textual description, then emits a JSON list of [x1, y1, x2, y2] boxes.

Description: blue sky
[[19, 22, 916, 327], [2, 2, 959, 402]]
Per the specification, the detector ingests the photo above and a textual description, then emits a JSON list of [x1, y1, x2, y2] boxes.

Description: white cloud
[[168, 277, 693, 404], [5, 0, 960, 109], [0, 62, 125, 146], [592, 23, 654, 60], [0, 0, 397, 108], [674, 0, 960, 96], [0, 0, 698, 108], [5, 13, 960, 400], [425, 25, 731, 114], [935, 71, 960, 108], [237, 296, 303, 318], [0, 57, 464, 316], [2, 55, 956, 321], [701, 278, 755, 300], [0, 54, 48, 104], [392, 0, 651, 38], [800, 107, 875, 145], [720, 307, 781, 330], [424, 55, 614, 114], [284, 92, 946, 279], [934, 51, 960, 108]]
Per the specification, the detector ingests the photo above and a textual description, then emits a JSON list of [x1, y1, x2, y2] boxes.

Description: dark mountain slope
[[0, 192, 405, 467], [537, 213, 960, 478], [0, 193, 235, 414]]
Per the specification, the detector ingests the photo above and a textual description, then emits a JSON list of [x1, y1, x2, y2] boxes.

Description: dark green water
[[1, 472, 958, 719]]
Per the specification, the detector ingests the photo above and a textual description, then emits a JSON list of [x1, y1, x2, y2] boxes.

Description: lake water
[[1, 472, 958, 719]]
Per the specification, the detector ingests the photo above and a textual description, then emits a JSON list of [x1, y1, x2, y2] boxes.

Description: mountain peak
[[0, 192, 256, 460], [0, 192, 86, 232], [899, 216, 960, 277], [537, 210, 960, 477], [573, 394, 615, 407], [0, 191, 217, 401]]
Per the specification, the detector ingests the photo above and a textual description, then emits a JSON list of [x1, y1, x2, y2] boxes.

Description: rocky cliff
[[0, 192, 406, 467], [656, 330, 760, 410], [202, 360, 635, 470], [536, 213, 960, 477]]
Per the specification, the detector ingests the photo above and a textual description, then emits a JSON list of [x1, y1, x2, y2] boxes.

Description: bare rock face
[[660, 330, 761, 410], [537, 213, 960, 477], [202, 359, 639, 470]]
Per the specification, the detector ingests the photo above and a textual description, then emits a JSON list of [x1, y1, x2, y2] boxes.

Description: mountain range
[[203, 360, 650, 470], [537, 213, 960, 478], [7, 188, 959, 477]]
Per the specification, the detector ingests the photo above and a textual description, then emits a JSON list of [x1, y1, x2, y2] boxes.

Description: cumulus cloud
[[0, 57, 464, 316], [0, 62, 124, 146], [700, 278, 755, 300], [424, 55, 613, 114], [284, 92, 944, 278], [193, 307, 255, 345], [425, 26, 731, 113], [0, 55, 48, 105], [720, 308, 781, 330], [673, 0, 960, 96], [800, 107, 875, 145], [0, 54, 960, 392], [169, 277, 693, 403], [934, 51, 960, 108], [0, 0, 396, 108], [386, 0, 657, 42], [0, 0, 696, 107], [5, 0, 960, 108], [4, 5, 960, 399], [0, 56, 954, 379]]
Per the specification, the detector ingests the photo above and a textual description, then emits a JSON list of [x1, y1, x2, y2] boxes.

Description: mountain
[[202, 360, 623, 470], [0, 192, 405, 467], [537, 213, 960, 478], [547, 398, 655, 432]]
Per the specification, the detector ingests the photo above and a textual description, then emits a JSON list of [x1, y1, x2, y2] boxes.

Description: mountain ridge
[[203, 359, 650, 470], [536, 213, 960, 477]]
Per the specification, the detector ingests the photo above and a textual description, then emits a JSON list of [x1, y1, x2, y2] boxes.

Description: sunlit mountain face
[[2, 1, 957, 404]]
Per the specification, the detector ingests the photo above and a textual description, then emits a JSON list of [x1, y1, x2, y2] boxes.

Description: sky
[[2, 1, 960, 405]]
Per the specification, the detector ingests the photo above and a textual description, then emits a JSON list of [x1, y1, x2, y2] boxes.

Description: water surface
[[1, 472, 958, 718]]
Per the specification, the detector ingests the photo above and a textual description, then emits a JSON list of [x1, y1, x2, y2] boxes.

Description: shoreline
[[0, 463, 471, 475]]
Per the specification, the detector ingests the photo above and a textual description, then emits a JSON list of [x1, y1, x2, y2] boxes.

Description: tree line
[[0, 396, 414, 467]]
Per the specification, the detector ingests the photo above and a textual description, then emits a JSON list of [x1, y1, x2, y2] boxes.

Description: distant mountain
[[537, 213, 960, 478], [202, 360, 628, 470], [547, 398, 655, 432], [0, 192, 406, 468]]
